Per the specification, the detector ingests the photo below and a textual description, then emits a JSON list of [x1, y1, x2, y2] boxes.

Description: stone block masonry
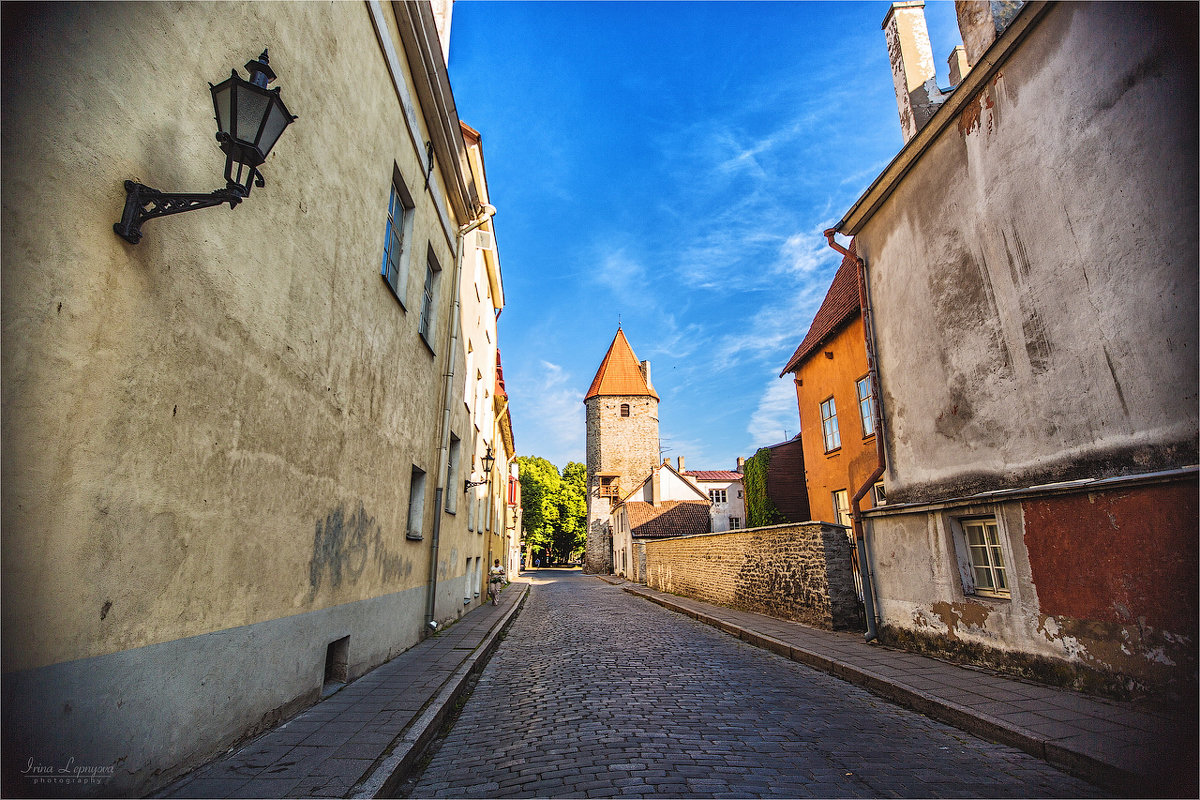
[[644, 523, 861, 631]]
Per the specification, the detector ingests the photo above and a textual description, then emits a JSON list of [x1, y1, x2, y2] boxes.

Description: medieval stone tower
[[583, 328, 660, 574]]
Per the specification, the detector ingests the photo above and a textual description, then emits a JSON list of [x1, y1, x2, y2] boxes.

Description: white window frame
[[857, 375, 876, 438], [709, 489, 727, 504], [872, 481, 886, 506], [380, 170, 415, 304], [729, 517, 741, 529], [957, 517, 1010, 598], [820, 396, 841, 452], [831, 489, 852, 528]]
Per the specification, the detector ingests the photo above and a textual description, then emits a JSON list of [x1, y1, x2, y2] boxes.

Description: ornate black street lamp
[[465, 446, 496, 491], [114, 50, 297, 244]]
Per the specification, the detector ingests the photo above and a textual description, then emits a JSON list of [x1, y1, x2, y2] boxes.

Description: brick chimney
[[883, 1, 946, 142], [955, 0, 1025, 65], [736, 457, 745, 472]]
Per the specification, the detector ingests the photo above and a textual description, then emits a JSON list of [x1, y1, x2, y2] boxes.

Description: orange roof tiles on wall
[[584, 328, 659, 401]]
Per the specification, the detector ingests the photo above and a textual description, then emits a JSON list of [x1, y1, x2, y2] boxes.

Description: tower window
[[620, 404, 630, 417]]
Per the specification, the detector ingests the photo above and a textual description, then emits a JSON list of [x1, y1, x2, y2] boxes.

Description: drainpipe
[[824, 228, 885, 642], [425, 202, 497, 632]]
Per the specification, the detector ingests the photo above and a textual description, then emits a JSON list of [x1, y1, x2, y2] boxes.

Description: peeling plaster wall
[[0, 2, 473, 794], [851, 2, 1198, 698], [857, 3, 1198, 504], [867, 477, 1197, 697]]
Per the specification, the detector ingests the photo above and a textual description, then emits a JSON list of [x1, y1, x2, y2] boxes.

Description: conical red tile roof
[[584, 328, 659, 401]]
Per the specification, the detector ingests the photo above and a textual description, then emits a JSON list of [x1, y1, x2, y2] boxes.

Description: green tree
[[514, 457, 589, 563], [515, 456, 558, 561], [555, 462, 588, 560]]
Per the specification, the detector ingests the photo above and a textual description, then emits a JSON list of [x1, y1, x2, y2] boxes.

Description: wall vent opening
[[323, 635, 350, 696]]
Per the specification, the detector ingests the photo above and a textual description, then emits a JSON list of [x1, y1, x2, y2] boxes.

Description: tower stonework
[[583, 329, 660, 574]]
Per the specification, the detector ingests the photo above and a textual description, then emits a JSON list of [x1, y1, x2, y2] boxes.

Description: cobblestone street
[[400, 570, 1105, 798]]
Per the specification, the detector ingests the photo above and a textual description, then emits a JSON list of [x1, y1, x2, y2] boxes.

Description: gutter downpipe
[[425, 202, 497, 633], [824, 228, 885, 642]]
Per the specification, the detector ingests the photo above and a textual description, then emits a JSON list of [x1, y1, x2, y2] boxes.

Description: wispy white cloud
[[747, 376, 801, 448], [507, 359, 585, 467]]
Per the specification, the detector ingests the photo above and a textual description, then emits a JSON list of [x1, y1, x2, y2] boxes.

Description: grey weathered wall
[[856, 2, 1198, 505], [645, 523, 861, 630]]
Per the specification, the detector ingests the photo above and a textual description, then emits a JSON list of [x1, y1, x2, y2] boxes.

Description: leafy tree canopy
[[515, 456, 588, 563]]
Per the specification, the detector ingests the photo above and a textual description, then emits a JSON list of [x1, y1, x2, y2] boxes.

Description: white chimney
[[639, 360, 653, 393], [947, 44, 970, 86], [882, 1, 946, 142], [677, 456, 686, 472], [736, 457, 745, 472]]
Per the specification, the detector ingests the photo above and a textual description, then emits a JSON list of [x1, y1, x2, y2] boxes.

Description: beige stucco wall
[[1, 1, 483, 792]]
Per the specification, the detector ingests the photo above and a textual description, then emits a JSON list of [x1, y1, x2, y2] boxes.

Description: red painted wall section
[[1022, 480, 1198, 633]]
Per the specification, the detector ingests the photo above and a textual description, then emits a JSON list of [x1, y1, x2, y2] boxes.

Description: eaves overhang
[[391, 0, 479, 226], [835, 1, 1051, 236]]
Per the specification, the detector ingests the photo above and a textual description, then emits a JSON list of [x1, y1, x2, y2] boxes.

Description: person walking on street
[[488, 559, 505, 606]]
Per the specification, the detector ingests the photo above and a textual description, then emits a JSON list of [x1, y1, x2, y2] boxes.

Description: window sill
[[419, 335, 436, 357], [382, 275, 408, 310], [824, 447, 842, 457], [967, 591, 1011, 602], [862, 433, 876, 442]]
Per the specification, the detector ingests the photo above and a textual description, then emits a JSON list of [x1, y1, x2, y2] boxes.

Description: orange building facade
[[782, 245, 881, 527]]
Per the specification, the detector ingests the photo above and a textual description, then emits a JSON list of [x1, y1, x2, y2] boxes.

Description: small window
[[729, 517, 741, 529], [620, 404, 630, 417], [709, 489, 727, 504], [418, 249, 442, 347], [380, 173, 415, 303], [872, 482, 886, 506], [857, 376, 876, 438], [831, 489, 852, 528], [445, 435, 461, 513], [962, 518, 1009, 598], [406, 466, 427, 540], [820, 397, 841, 452]]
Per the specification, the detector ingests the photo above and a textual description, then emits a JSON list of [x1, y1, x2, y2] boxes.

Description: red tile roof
[[779, 243, 861, 376], [684, 470, 743, 481], [625, 500, 711, 539], [585, 328, 659, 401]]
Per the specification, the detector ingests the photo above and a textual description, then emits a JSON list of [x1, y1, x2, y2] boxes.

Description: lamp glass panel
[[211, 81, 233, 135], [233, 84, 271, 147], [257, 100, 292, 157]]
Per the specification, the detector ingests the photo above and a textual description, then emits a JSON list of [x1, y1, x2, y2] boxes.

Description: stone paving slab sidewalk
[[158, 582, 529, 800], [613, 577, 1197, 798]]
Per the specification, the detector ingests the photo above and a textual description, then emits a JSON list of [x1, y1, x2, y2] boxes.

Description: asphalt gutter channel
[[615, 581, 1158, 797]]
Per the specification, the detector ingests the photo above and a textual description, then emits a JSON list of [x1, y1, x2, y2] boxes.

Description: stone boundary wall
[[644, 522, 861, 630]]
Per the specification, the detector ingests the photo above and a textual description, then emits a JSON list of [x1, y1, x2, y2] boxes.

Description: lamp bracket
[[114, 180, 247, 244], [464, 478, 489, 491]]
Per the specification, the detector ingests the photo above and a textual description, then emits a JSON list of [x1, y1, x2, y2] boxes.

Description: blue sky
[[448, 1, 962, 471]]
